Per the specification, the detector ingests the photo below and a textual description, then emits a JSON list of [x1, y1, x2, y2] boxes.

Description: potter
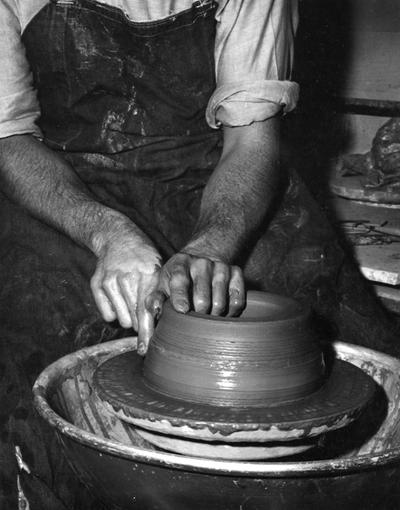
[[1, 1, 400, 508]]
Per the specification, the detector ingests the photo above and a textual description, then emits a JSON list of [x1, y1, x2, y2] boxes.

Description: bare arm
[[0, 121, 282, 354], [0, 135, 136, 250], [186, 118, 281, 261], [0, 135, 162, 341], [149, 118, 282, 351]]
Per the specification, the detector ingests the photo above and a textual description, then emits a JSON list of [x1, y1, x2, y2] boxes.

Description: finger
[[168, 260, 191, 313], [90, 271, 117, 322], [137, 290, 167, 356], [145, 289, 166, 320], [117, 273, 139, 332], [137, 275, 161, 355], [211, 262, 230, 316], [190, 258, 213, 313], [137, 307, 154, 355], [227, 266, 246, 317], [102, 273, 133, 328]]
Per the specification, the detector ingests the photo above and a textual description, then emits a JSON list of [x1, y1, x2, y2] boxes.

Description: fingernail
[[137, 343, 146, 355], [176, 301, 189, 313]]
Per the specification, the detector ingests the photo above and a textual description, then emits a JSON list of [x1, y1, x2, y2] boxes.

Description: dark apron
[[0, 0, 398, 508]]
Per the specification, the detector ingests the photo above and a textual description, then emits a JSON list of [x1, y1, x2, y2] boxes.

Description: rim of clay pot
[[170, 291, 309, 324], [33, 338, 400, 477]]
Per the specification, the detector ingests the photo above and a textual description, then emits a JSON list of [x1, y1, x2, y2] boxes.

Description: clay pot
[[143, 291, 325, 407]]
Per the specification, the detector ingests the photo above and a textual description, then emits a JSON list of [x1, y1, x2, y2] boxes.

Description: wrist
[[182, 231, 239, 264], [88, 208, 145, 257]]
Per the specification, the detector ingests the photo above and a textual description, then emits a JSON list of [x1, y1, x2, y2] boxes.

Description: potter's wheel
[[94, 348, 375, 460], [93, 292, 376, 460], [133, 428, 315, 460], [94, 351, 374, 453], [32, 339, 400, 510]]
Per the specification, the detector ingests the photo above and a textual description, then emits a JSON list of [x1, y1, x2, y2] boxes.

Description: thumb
[[137, 290, 166, 356], [145, 289, 166, 320]]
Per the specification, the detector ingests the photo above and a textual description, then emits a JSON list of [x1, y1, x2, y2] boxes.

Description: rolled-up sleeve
[[207, 0, 299, 128], [0, 0, 41, 139]]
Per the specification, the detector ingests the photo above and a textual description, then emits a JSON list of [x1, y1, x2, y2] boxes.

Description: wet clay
[[92, 293, 376, 445], [93, 350, 375, 442], [143, 292, 324, 407]]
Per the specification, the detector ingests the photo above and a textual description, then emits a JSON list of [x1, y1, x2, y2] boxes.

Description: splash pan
[[33, 339, 400, 510]]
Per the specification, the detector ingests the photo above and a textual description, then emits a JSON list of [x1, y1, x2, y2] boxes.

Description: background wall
[[341, 0, 400, 153], [287, 0, 399, 192]]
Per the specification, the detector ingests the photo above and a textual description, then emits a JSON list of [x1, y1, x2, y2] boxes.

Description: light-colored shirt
[[0, 0, 299, 139]]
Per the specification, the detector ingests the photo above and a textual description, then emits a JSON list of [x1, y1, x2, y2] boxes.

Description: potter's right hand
[[90, 227, 163, 349]]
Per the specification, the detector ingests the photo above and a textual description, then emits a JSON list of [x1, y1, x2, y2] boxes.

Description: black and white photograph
[[0, 1, 399, 508]]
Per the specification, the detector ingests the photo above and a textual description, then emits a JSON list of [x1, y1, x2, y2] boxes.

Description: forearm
[[184, 118, 282, 262], [0, 135, 141, 256]]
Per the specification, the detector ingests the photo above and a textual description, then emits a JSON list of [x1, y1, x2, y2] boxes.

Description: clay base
[[93, 351, 376, 443], [134, 428, 316, 460]]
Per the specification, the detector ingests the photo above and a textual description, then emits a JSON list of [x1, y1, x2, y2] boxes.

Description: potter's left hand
[[141, 252, 245, 353]]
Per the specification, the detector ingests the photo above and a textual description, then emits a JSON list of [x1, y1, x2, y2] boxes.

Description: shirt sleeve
[[207, 0, 299, 129], [0, 0, 42, 139]]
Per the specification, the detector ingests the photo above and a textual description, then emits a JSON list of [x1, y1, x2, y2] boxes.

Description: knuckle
[[192, 257, 211, 270], [116, 271, 133, 286], [204, 258, 214, 271], [136, 298, 147, 314], [168, 254, 189, 269], [141, 261, 160, 275], [231, 265, 244, 279], [170, 272, 190, 288], [213, 271, 229, 285], [170, 285, 186, 300], [176, 252, 190, 262], [171, 263, 188, 277], [91, 267, 104, 285], [102, 275, 116, 291]]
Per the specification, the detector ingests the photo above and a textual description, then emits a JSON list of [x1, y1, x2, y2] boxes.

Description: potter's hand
[[159, 252, 245, 315], [90, 228, 162, 348], [143, 252, 245, 353]]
